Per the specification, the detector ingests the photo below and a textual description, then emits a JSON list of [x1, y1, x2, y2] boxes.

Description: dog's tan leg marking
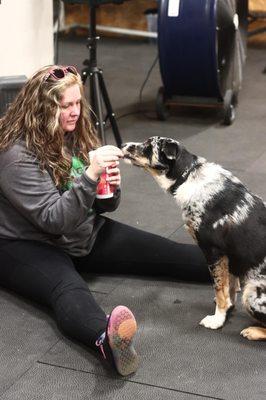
[[186, 221, 197, 242], [200, 256, 232, 329], [229, 274, 241, 305], [240, 327, 266, 341]]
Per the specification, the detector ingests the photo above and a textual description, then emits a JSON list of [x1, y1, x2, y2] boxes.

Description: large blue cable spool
[[157, 0, 248, 124]]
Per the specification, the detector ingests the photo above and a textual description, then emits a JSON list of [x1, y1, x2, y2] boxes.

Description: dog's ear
[[161, 139, 180, 160]]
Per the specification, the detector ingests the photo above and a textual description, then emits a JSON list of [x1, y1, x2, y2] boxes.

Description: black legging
[[0, 217, 208, 350]]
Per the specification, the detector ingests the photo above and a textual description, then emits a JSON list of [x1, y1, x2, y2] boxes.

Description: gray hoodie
[[0, 140, 120, 256]]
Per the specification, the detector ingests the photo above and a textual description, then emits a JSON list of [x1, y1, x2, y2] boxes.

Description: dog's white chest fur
[[174, 163, 232, 230]]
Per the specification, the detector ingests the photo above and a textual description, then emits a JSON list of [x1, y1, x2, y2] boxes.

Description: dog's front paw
[[199, 314, 225, 330]]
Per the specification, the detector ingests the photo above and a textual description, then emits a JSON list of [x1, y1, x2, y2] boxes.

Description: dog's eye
[[142, 144, 152, 158]]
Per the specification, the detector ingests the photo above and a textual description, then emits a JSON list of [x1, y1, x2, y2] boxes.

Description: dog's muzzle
[[121, 143, 138, 159]]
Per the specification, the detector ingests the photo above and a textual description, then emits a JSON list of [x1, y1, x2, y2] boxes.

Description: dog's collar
[[181, 160, 203, 182], [169, 160, 203, 194]]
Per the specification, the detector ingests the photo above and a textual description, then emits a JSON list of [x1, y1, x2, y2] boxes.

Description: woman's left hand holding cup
[[86, 145, 123, 187]]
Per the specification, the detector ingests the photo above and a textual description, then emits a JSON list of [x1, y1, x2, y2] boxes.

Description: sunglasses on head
[[44, 66, 78, 81]]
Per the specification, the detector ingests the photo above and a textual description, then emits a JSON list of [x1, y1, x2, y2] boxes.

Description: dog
[[122, 136, 266, 341]]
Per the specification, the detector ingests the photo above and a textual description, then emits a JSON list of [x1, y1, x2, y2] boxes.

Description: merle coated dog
[[122, 136, 266, 341]]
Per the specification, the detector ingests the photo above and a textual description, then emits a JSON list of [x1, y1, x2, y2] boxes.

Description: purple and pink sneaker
[[96, 305, 139, 376]]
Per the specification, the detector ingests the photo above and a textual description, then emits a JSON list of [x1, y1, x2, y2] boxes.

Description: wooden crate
[[249, 0, 266, 45], [64, 0, 157, 33], [250, 0, 266, 12]]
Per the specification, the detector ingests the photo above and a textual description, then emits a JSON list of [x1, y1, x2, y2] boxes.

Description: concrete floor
[[0, 34, 265, 399]]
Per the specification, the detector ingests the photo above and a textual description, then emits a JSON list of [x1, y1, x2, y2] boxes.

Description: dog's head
[[122, 136, 200, 193]]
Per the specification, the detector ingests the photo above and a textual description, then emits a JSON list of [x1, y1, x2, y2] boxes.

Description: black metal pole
[[92, 68, 106, 144], [99, 72, 122, 147], [81, 1, 122, 147], [89, 6, 97, 68]]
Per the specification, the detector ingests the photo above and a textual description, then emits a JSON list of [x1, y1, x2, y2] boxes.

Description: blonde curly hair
[[0, 65, 100, 187]]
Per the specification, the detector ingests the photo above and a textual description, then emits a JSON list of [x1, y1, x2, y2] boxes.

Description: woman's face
[[59, 84, 81, 132]]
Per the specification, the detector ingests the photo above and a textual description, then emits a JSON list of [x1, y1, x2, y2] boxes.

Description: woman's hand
[[86, 145, 123, 182], [106, 164, 121, 188]]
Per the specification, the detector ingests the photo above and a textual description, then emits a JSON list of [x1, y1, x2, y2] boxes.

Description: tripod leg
[[91, 70, 106, 145], [89, 73, 96, 112], [81, 66, 95, 111], [98, 72, 122, 148]]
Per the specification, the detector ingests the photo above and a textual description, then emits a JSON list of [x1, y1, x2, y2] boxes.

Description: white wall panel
[[0, 0, 53, 77]]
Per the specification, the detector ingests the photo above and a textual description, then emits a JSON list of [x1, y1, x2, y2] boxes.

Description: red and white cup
[[96, 168, 114, 199]]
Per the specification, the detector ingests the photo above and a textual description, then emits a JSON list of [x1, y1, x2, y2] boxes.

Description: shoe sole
[[107, 305, 139, 376]]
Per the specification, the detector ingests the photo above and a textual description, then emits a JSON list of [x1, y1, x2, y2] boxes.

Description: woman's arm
[[0, 147, 98, 235]]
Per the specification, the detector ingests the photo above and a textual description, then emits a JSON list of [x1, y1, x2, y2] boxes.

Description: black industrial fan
[[157, 0, 248, 125]]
